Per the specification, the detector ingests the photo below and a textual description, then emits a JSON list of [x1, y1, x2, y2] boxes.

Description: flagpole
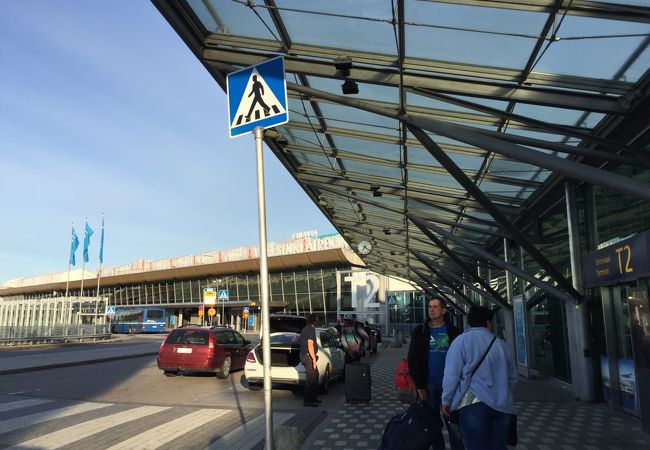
[[96, 215, 104, 303], [65, 262, 71, 298], [80, 260, 85, 300]]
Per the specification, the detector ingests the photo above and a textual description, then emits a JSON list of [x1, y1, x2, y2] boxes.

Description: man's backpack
[[395, 358, 417, 404], [377, 401, 438, 450]]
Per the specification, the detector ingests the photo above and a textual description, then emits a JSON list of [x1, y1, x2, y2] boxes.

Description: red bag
[[394, 358, 414, 391], [395, 358, 417, 403]]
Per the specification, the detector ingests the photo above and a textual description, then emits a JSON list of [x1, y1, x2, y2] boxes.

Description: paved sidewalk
[[303, 342, 647, 450]]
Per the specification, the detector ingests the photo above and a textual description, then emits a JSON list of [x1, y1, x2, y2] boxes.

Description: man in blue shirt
[[408, 297, 464, 450]]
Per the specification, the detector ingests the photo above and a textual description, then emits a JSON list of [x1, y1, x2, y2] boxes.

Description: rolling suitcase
[[345, 361, 371, 402]]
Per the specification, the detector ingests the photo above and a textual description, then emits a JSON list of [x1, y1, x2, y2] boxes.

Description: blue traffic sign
[[227, 56, 288, 138], [218, 289, 229, 302], [248, 314, 254, 327]]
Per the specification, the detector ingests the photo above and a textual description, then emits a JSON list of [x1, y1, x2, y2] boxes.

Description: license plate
[[176, 347, 192, 354]]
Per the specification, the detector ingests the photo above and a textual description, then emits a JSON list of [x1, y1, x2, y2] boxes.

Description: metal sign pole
[[255, 126, 274, 449]]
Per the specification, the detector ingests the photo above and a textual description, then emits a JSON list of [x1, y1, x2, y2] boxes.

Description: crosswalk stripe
[[0, 398, 54, 413], [0, 401, 110, 434], [4, 405, 169, 450], [204, 412, 293, 450], [105, 408, 230, 450]]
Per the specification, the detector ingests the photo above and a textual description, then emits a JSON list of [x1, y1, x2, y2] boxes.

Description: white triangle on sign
[[231, 67, 286, 128]]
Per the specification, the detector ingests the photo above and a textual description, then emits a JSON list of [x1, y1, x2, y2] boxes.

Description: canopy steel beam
[[407, 124, 583, 301], [409, 88, 647, 160], [412, 249, 505, 309], [287, 144, 543, 188], [420, 0, 650, 23], [409, 214, 576, 304], [409, 226, 510, 309], [285, 83, 650, 201], [205, 34, 635, 95], [408, 116, 650, 201], [410, 266, 466, 313], [410, 252, 477, 308], [204, 47, 627, 113]]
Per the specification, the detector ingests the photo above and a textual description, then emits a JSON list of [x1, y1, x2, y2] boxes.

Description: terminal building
[[0, 233, 420, 334]]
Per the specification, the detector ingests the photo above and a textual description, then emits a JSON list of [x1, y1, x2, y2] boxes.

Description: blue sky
[[0, 0, 335, 282]]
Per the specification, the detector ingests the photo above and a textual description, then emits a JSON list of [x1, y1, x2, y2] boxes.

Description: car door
[[322, 330, 346, 376], [230, 331, 249, 369]]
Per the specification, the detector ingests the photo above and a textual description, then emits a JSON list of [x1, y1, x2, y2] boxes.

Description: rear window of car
[[269, 315, 307, 333], [270, 334, 301, 346], [166, 329, 209, 345]]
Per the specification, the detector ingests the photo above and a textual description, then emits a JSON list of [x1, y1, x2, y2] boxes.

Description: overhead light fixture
[[341, 79, 359, 95], [370, 183, 382, 197], [334, 56, 352, 77]]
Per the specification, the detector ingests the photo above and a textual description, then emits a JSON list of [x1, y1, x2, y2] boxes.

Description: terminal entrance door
[[628, 286, 650, 433], [601, 283, 650, 424]]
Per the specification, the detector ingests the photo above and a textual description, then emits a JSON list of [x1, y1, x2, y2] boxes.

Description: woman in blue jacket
[[441, 306, 517, 450]]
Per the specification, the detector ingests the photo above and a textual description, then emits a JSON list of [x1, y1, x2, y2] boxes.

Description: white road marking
[[0, 401, 111, 434], [0, 398, 53, 413], [4, 405, 168, 449], [105, 408, 230, 450]]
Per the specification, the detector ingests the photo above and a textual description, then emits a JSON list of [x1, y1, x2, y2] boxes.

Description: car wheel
[[216, 356, 231, 379], [163, 370, 177, 377], [320, 366, 330, 394]]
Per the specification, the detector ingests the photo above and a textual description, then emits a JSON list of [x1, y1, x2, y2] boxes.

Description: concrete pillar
[[565, 182, 596, 401]]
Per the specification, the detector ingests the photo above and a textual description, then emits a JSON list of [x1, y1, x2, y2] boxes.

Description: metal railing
[[0, 325, 111, 345]]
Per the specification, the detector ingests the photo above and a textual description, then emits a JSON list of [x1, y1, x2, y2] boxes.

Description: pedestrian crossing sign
[[227, 56, 289, 138]]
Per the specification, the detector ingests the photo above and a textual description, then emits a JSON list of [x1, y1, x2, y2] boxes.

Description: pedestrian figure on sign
[[246, 75, 270, 120]]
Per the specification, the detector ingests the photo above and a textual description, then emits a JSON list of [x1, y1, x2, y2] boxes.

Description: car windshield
[[269, 315, 307, 334], [166, 329, 208, 345]]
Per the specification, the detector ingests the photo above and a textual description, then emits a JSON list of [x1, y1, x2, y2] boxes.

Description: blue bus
[[110, 307, 167, 334]]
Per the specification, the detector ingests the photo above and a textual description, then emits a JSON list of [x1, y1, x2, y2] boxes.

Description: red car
[[157, 326, 252, 379]]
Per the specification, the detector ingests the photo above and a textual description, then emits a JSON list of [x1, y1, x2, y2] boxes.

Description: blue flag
[[83, 221, 94, 263], [99, 218, 105, 264], [69, 227, 79, 266]]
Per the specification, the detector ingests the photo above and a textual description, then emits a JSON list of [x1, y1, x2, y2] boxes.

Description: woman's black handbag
[[507, 414, 518, 446]]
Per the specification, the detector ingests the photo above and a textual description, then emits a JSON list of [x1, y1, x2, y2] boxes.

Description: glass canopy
[[154, 0, 650, 310]]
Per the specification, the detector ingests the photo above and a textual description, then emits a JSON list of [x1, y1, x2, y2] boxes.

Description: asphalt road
[[0, 336, 344, 411]]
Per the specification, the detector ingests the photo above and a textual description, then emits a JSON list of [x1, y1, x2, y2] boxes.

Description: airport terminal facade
[[0, 233, 420, 335]]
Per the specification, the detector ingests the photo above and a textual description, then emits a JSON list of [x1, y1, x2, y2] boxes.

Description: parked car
[[157, 326, 252, 379], [244, 314, 346, 393]]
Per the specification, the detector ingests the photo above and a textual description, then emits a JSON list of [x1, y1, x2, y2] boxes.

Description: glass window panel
[[621, 44, 650, 84], [292, 151, 336, 170], [408, 147, 485, 171], [341, 159, 402, 179], [191, 0, 276, 38], [408, 168, 464, 190], [489, 159, 551, 183], [329, 135, 400, 161], [535, 16, 650, 80], [285, 128, 328, 148], [277, 1, 395, 54], [405, 2, 544, 68], [513, 103, 603, 128], [318, 103, 400, 134], [407, 92, 510, 113]]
